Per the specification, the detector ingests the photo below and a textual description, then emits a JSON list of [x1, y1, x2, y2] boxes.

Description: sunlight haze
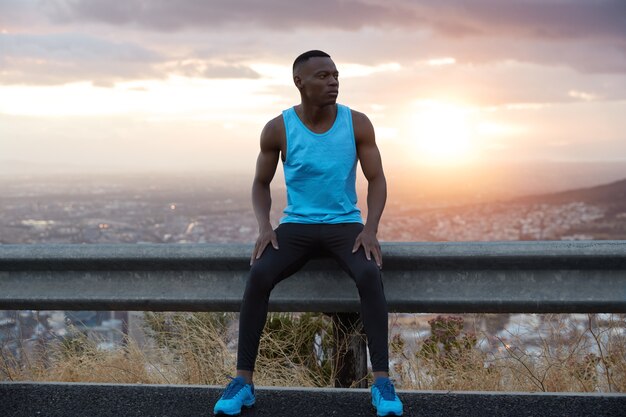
[[1, 0, 625, 195]]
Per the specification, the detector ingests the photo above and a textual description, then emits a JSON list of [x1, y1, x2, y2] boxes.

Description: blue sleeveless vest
[[279, 104, 363, 224]]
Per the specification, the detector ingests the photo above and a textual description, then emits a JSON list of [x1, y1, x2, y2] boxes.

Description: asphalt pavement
[[2, 382, 625, 417]]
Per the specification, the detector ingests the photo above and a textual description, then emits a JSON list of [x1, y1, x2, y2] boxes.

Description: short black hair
[[293, 50, 331, 73]]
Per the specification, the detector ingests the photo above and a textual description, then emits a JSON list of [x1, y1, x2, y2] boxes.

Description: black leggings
[[236, 222, 389, 373]]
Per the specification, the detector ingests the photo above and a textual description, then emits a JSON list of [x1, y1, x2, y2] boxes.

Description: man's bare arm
[[250, 117, 282, 265], [352, 110, 387, 268]]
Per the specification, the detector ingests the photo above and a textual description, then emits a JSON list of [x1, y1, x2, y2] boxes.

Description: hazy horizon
[[2, 158, 626, 205], [1, 1, 625, 199]]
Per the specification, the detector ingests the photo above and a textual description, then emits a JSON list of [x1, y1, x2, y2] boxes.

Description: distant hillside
[[503, 177, 626, 240], [413, 176, 626, 241], [513, 178, 626, 205]]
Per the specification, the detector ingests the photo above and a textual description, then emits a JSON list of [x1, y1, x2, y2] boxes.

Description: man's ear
[[293, 75, 303, 89]]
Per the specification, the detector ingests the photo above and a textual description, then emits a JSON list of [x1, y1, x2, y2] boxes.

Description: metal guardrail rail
[[1, 241, 625, 313], [2, 241, 625, 388]]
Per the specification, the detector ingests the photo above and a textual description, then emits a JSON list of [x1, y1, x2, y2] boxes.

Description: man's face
[[294, 57, 339, 106]]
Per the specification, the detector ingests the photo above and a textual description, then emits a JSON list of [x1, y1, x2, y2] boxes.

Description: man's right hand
[[250, 226, 279, 266]]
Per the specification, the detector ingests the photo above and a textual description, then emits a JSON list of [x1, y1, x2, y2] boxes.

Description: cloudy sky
[[1, 0, 625, 182]]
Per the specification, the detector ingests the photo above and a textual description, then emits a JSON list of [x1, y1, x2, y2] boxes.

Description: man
[[213, 50, 403, 416]]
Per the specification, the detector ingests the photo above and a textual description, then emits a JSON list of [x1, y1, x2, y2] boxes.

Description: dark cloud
[[0, 33, 163, 85], [0, 0, 44, 28], [0, 33, 260, 85], [0, 32, 161, 62], [174, 61, 260, 79], [43, 0, 416, 31], [43, 0, 626, 42], [3, 0, 625, 86], [415, 0, 626, 41], [34, 0, 626, 75], [203, 64, 259, 79]]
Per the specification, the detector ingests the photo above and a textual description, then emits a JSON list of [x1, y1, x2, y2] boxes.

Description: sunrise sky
[[1, 0, 625, 184]]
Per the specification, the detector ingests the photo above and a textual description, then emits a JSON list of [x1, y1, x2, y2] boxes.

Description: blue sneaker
[[371, 377, 403, 416], [213, 376, 255, 416]]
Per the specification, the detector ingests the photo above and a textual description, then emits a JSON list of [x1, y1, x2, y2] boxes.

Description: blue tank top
[[279, 104, 363, 224]]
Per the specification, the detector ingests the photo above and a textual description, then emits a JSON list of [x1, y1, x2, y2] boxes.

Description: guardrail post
[[331, 312, 368, 388]]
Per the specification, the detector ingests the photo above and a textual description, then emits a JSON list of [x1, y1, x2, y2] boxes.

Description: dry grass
[[391, 314, 626, 393], [1, 331, 162, 384], [1, 312, 625, 393], [254, 313, 332, 387]]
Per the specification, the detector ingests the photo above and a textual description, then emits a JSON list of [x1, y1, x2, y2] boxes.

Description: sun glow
[[410, 101, 476, 165]]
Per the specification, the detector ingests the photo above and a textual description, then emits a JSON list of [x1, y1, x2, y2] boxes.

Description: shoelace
[[376, 379, 396, 401], [222, 376, 246, 399]]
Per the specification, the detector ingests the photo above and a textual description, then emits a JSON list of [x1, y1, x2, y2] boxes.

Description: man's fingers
[[352, 232, 382, 267], [362, 241, 382, 267], [256, 241, 269, 259], [373, 247, 383, 268], [250, 249, 255, 265], [250, 241, 260, 265], [363, 244, 372, 260], [250, 241, 266, 265], [250, 232, 279, 266]]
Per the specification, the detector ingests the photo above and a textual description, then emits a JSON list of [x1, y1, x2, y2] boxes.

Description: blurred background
[[1, 0, 625, 391]]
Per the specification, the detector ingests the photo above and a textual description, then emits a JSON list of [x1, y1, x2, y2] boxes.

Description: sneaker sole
[[214, 403, 255, 416], [373, 406, 402, 416]]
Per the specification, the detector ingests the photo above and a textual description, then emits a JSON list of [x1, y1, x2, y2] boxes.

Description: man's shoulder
[[348, 108, 374, 141], [262, 114, 285, 134], [260, 114, 286, 148], [348, 107, 371, 126]]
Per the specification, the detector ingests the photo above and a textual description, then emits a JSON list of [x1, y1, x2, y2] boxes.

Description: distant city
[[1, 172, 625, 244], [1, 172, 626, 372]]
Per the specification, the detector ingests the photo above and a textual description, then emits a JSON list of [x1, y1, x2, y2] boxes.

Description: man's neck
[[295, 103, 337, 130]]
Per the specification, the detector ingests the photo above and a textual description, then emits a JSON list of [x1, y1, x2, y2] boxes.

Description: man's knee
[[244, 263, 277, 295], [354, 262, 382, 293]]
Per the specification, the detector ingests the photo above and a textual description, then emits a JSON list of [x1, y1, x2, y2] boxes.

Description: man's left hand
[[352, 228, 382, 269]]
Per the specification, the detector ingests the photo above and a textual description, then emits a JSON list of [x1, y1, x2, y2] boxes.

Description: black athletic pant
[[236, 222, 389, 373]]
